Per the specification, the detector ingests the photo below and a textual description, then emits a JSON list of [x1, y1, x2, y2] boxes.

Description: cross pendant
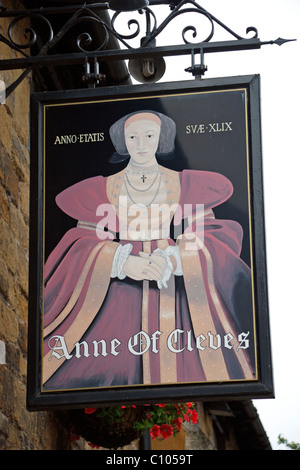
[[141, 174, 147, 183]]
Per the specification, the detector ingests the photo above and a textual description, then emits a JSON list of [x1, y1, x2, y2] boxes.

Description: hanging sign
[[27, 75, 273, 409]]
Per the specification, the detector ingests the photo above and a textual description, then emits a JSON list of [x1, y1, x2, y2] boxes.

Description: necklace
[[125, 169, 159, 192], [124, 173, 162, 207], [126, 162, 158, 176]]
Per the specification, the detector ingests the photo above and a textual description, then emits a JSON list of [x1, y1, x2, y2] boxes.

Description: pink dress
[[42, 167, 256, 391]]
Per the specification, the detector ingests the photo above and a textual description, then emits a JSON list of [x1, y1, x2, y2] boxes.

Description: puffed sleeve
[[56, 175, 110, 224]]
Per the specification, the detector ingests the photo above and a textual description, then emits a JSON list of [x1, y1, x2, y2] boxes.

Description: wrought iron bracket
[[82, 56, 106, 87], [0, 1, 296, 100], [185, 48, 207, 79]]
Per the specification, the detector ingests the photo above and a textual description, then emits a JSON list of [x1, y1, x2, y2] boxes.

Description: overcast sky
[[131, 0, 300, 450]]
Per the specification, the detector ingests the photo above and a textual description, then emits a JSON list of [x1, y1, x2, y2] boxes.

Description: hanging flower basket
[[68, 406, 144, 449], [68, 403, 198, 449]]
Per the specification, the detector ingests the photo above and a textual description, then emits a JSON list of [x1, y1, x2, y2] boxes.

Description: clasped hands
[[123, 251, 172, 284]]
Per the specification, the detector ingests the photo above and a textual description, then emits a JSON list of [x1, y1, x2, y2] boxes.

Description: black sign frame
[[27, 75, 273, 410]]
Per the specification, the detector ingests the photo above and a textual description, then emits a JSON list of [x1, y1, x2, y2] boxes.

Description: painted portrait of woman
[[42, 109, 256, 391]]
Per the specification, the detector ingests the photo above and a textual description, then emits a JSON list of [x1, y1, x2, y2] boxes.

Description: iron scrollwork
[[110, 1, 259, 48], [0, 1, 295, 98]]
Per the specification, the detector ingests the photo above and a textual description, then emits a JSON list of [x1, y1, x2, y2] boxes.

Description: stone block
[[9, 203, 29, 252], [0, 341, 5, 365], [0, 144, 19, 205], [0, 299, 19, 344]]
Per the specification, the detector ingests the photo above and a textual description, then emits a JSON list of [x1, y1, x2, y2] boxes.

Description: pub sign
[[27, 75, 273, 409]]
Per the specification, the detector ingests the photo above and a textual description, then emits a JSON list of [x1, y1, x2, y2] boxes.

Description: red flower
[[156, 404, 167, 408], [172, 418, 183, 432], [69, 433, 80, 443], [84, 408, 97, 414], [150, 424, 161, 440], [88, 442, 101, 449], [160, 424, 174, 440], [191, 410, 198, 424], [121, 406, 126, 409]]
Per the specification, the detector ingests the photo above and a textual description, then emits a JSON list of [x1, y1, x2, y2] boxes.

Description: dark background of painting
[[44, 88, 251, 266]]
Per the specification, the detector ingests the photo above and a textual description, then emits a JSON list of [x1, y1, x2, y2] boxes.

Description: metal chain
[[125, 169, 159, 192], [124, 173, 162, 207]]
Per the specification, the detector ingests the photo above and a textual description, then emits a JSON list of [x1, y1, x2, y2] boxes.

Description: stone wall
[[0, 0, 71, 450]]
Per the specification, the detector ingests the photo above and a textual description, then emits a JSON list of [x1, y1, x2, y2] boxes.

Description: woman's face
[[124, 119, 161, 165]]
